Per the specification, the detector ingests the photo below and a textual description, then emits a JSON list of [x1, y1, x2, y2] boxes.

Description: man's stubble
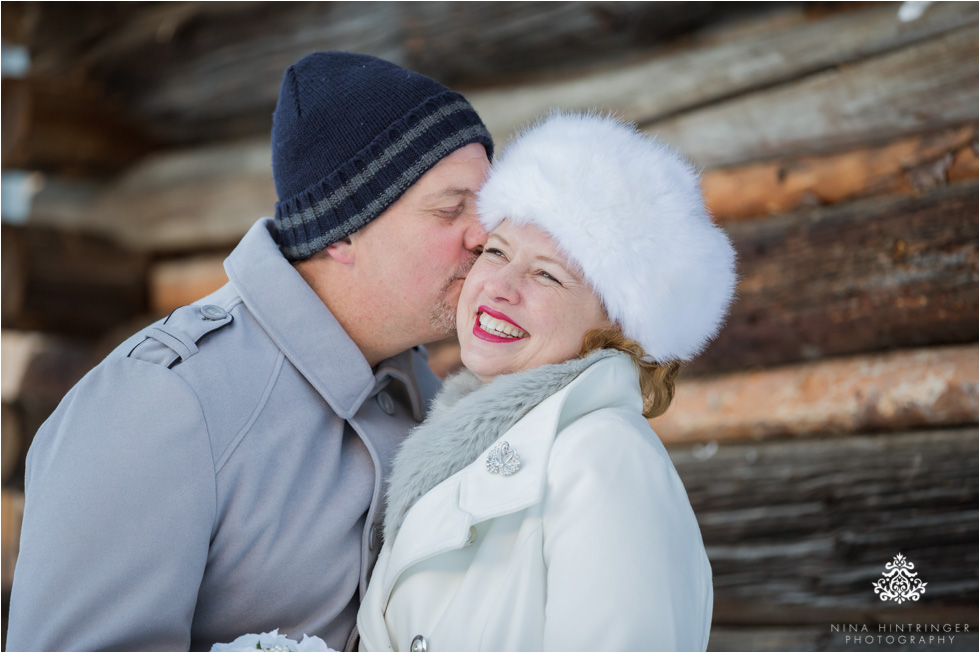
[[428, 254, 479, 335]]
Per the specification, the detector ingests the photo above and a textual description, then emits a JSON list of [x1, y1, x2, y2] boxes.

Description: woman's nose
[[483, 266, 520, 303]]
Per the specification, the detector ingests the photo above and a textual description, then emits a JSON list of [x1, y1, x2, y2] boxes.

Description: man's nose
[[462, 214, 488, 254]]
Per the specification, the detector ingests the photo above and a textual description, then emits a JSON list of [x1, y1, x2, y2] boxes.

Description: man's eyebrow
[[422, 188, 477, 203]]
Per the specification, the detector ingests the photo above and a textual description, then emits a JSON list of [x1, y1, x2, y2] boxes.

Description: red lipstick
[[472, 306, 528, 343], [479, 306, 526, 331]]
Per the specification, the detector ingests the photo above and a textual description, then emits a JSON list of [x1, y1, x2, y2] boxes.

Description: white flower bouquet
[[210, 629, 333, 652]]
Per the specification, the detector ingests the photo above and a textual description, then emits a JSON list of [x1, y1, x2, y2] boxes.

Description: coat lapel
[[376, 388, 561, 602], [456, 391, 562, 520], [224, 219, 378, 418]]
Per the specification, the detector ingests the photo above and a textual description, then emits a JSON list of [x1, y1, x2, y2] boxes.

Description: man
[[6, 52, 492, 651]]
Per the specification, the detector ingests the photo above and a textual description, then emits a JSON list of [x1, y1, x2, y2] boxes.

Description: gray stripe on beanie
[[282, 124, 488, 260], [280, 99, 474, 228]]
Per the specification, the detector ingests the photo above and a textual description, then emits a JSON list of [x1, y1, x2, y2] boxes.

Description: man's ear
[[324, 237, 355, 265]]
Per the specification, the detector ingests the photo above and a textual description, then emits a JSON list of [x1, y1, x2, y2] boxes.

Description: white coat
[[357, 352, 712, 652]]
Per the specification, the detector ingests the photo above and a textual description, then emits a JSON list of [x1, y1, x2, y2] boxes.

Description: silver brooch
[[486, 440, 521, 475]]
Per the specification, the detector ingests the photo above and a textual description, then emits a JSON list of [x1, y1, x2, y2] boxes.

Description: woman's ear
[[324, 237, 355, 265]]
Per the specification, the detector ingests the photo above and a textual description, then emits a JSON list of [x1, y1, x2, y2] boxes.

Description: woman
[[356, 113, 737, 652]]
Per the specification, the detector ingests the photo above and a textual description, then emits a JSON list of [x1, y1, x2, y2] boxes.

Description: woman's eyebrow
[[491, 232, 578, 275], [488, 233, 510, 247], [533, 253, 563, 266], [534, 253, 583, 280]]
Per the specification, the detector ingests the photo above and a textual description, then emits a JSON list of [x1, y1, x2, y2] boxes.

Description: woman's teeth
[[479, 312, 528, 339]]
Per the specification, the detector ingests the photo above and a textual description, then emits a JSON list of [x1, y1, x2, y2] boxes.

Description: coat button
[[377, 390, 395, 415], [199, 304, 227, 320], [369, 522, 383, 552], [410, 635, 428, 652]]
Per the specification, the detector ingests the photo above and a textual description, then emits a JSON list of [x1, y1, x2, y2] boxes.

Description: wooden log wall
[[2, 2, 977, 651]]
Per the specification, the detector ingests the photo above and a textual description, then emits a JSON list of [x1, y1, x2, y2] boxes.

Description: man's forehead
[[416, 143, 489, 193]]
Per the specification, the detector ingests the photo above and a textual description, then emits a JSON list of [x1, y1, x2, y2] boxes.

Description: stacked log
[[1, 2, 976, 651], [695, 182, 979, 374], [1, 224, 148, 335]]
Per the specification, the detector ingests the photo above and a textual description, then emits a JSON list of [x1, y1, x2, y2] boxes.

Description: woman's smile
[[473, 305, 530, 342]]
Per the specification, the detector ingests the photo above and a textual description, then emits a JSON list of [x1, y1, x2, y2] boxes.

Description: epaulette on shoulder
[[128, 303, 234, 368]]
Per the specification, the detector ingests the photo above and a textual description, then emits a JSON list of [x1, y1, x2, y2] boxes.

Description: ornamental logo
[[873, 553, 927, 604]]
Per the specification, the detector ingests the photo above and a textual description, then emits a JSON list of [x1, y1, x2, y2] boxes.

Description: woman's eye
[[537, 270, 563, 285], [484, 247, 506, 259]]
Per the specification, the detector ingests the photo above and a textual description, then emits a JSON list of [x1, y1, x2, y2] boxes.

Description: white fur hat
[[477, 112, 737, 363]]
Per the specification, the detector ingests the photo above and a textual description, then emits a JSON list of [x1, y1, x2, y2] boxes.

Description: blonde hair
[[579, 326, 681, 419]]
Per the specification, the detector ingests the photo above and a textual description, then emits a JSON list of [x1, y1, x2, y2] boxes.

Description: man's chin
[[427, 297, 458, 336]]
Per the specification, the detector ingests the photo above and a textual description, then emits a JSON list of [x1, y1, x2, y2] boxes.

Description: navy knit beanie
[[271, 52, 494, 261]]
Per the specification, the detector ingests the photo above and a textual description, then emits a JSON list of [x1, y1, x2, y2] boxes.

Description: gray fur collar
[[383, 349, 617, 543]]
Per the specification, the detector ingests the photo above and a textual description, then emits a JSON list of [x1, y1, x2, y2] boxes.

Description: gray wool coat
[[6, 218, 440, 652]]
